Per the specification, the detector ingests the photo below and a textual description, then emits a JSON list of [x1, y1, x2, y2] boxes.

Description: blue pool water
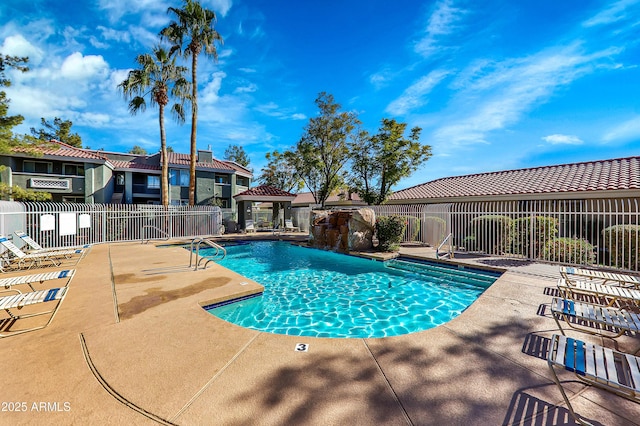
[[202, 241, 500, 338]]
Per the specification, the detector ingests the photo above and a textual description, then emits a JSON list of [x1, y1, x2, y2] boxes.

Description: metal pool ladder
[[190, 237, 226, 270], [436, 233, 454, 259]]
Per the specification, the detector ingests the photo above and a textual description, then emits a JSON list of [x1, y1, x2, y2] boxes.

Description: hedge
[[602, 225, 639, 270], [511, 216, 558, 258], [467, 215, 512, 254], [543, 237, 595, 265], [376, 215, 406, 252]]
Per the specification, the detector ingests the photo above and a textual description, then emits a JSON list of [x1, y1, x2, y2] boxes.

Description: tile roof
[[236, 185, 296, 198], [390, 156, 640, 201], [167, 152, 234, 171], [12, 140, 107, 160]]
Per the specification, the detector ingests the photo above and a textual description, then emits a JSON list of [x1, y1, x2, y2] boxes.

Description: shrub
[[423, 216, 446, 245], [376, 215, 406, 252], [406, 216, 421, 242], [468, 215, 512, 254], [601, 225, 640, 270], [511, 216, 558, 258], [543, 237, 595, 265]]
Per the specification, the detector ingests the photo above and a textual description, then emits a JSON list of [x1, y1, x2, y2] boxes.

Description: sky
[[1, 0, 640, 191]]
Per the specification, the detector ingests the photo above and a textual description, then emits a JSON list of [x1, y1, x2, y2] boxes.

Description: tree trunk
[[189, 52, 199, 206], [159, 104, 169, 206]]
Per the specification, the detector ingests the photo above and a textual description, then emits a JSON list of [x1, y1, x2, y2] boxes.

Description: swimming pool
[[202, 241, 500, 338]]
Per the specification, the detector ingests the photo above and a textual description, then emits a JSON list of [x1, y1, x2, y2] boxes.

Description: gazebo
[[233, 185, 297, 231]]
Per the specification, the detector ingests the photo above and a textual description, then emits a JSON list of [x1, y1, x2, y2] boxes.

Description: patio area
[[1, 238, 638, 425]]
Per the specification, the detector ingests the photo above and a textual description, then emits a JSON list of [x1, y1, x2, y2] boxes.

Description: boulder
[[348, 208, 375, 251]]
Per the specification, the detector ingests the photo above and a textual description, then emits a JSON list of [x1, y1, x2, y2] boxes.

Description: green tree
[[350, 118, 431, 205], [161, 0, 223, 205], [30, 117, 83, 147], [129, 145, 148, 155], [0, 54, 32, 154], [224, 144, 250, 167], [258, 150, 302, 193], [119, 46, 189, 206], [294, 92, 358, 207]]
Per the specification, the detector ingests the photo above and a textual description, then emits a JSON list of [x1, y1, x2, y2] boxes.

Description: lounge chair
[[547, 334, 640, 425], [0, 269, 75, 292], [557, 278, 640, 307], [284, 219, 300, 232], [245, 220, 256, 233], [550, 297, 640, 339], [0, 237, 84, 271], [560, 266, 640, 288], [0, 286, 69, 337], [14, 230, 90, 253]]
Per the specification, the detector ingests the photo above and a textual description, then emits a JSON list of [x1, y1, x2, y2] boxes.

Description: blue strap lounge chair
[[547, 334, 640, 425], [557, 278, 640, 308], [0, 237, 84, 271], [0, 270, 75, 292], [551, 297, 640, 340], [14, 231, 91, 253], [0, 286, 69, 337], [560, 266, 640, 288]]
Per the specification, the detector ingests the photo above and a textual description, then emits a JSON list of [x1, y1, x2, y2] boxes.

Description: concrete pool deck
[[1, 238, 638, 425]]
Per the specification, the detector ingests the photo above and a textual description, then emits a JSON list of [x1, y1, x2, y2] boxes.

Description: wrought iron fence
[[372, 199, 640, 272], [0, 202, 223, 250]]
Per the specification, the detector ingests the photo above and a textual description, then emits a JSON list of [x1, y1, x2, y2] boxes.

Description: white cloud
[[385, 70, 449, 115], [234, 83, 258, 94], [291, 113, 306, 120], [1, 34, 44, 64], [415, 0, 467, 57], [542, 134, 583, 145], [602, 116, 640, 142], [200, 71, 227, 104], [582, 0, 640, 27], [60, 52, 109, 80], [205, 0, 233, 17], [431, 44, 622, 147]]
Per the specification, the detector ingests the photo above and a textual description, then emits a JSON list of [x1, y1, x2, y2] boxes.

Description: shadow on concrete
[[502, 387, 601, 426]]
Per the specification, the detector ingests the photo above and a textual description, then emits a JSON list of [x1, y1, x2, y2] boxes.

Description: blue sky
[[1, 0, 639, 190]]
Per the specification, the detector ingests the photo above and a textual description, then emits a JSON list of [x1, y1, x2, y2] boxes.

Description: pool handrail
[[436, 233, 454, 259], [190, 237, 226, 270]]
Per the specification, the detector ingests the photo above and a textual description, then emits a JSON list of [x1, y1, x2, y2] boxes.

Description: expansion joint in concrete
[[79, 332, 177, 425]]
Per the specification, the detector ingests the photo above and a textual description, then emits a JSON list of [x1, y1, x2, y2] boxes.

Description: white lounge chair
[[0, 269, 75, 292], [14, 230, 90, 253], [550, 297, 640, 339], [560, 266, 640, 288], [284, 219, 300, 232], [0, 237, 84, 271], [0, 286, 69, 337], [245, 220, 256, 233], [547, 334, 640, 425], [557, 278, 640, 307]]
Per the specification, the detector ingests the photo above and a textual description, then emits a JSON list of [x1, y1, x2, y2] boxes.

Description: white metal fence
[[373, 199, 640, 272], [0, 202, 223, 250]]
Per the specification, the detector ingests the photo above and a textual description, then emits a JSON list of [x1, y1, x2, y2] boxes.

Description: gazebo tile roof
[[236, 185, 296, 197]]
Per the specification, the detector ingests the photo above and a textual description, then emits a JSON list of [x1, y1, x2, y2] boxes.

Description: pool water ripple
[[203, 241, 499, 338]]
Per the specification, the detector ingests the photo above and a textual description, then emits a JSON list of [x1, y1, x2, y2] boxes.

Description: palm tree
[[118, 46, 189, 206], [161, 0, 223, 205]]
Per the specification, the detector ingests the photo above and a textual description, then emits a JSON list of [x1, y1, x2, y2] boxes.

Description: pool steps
[[385, 259, 498, 288]]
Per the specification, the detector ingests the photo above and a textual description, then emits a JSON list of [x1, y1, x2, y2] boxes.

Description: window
[[169, 169, 189, 187], [23, 161, 51, 174], [147, 175, 160, 189], [63, 163, 84, 176], [215, 174, 230, 184], [116, 174, 124, 186]]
